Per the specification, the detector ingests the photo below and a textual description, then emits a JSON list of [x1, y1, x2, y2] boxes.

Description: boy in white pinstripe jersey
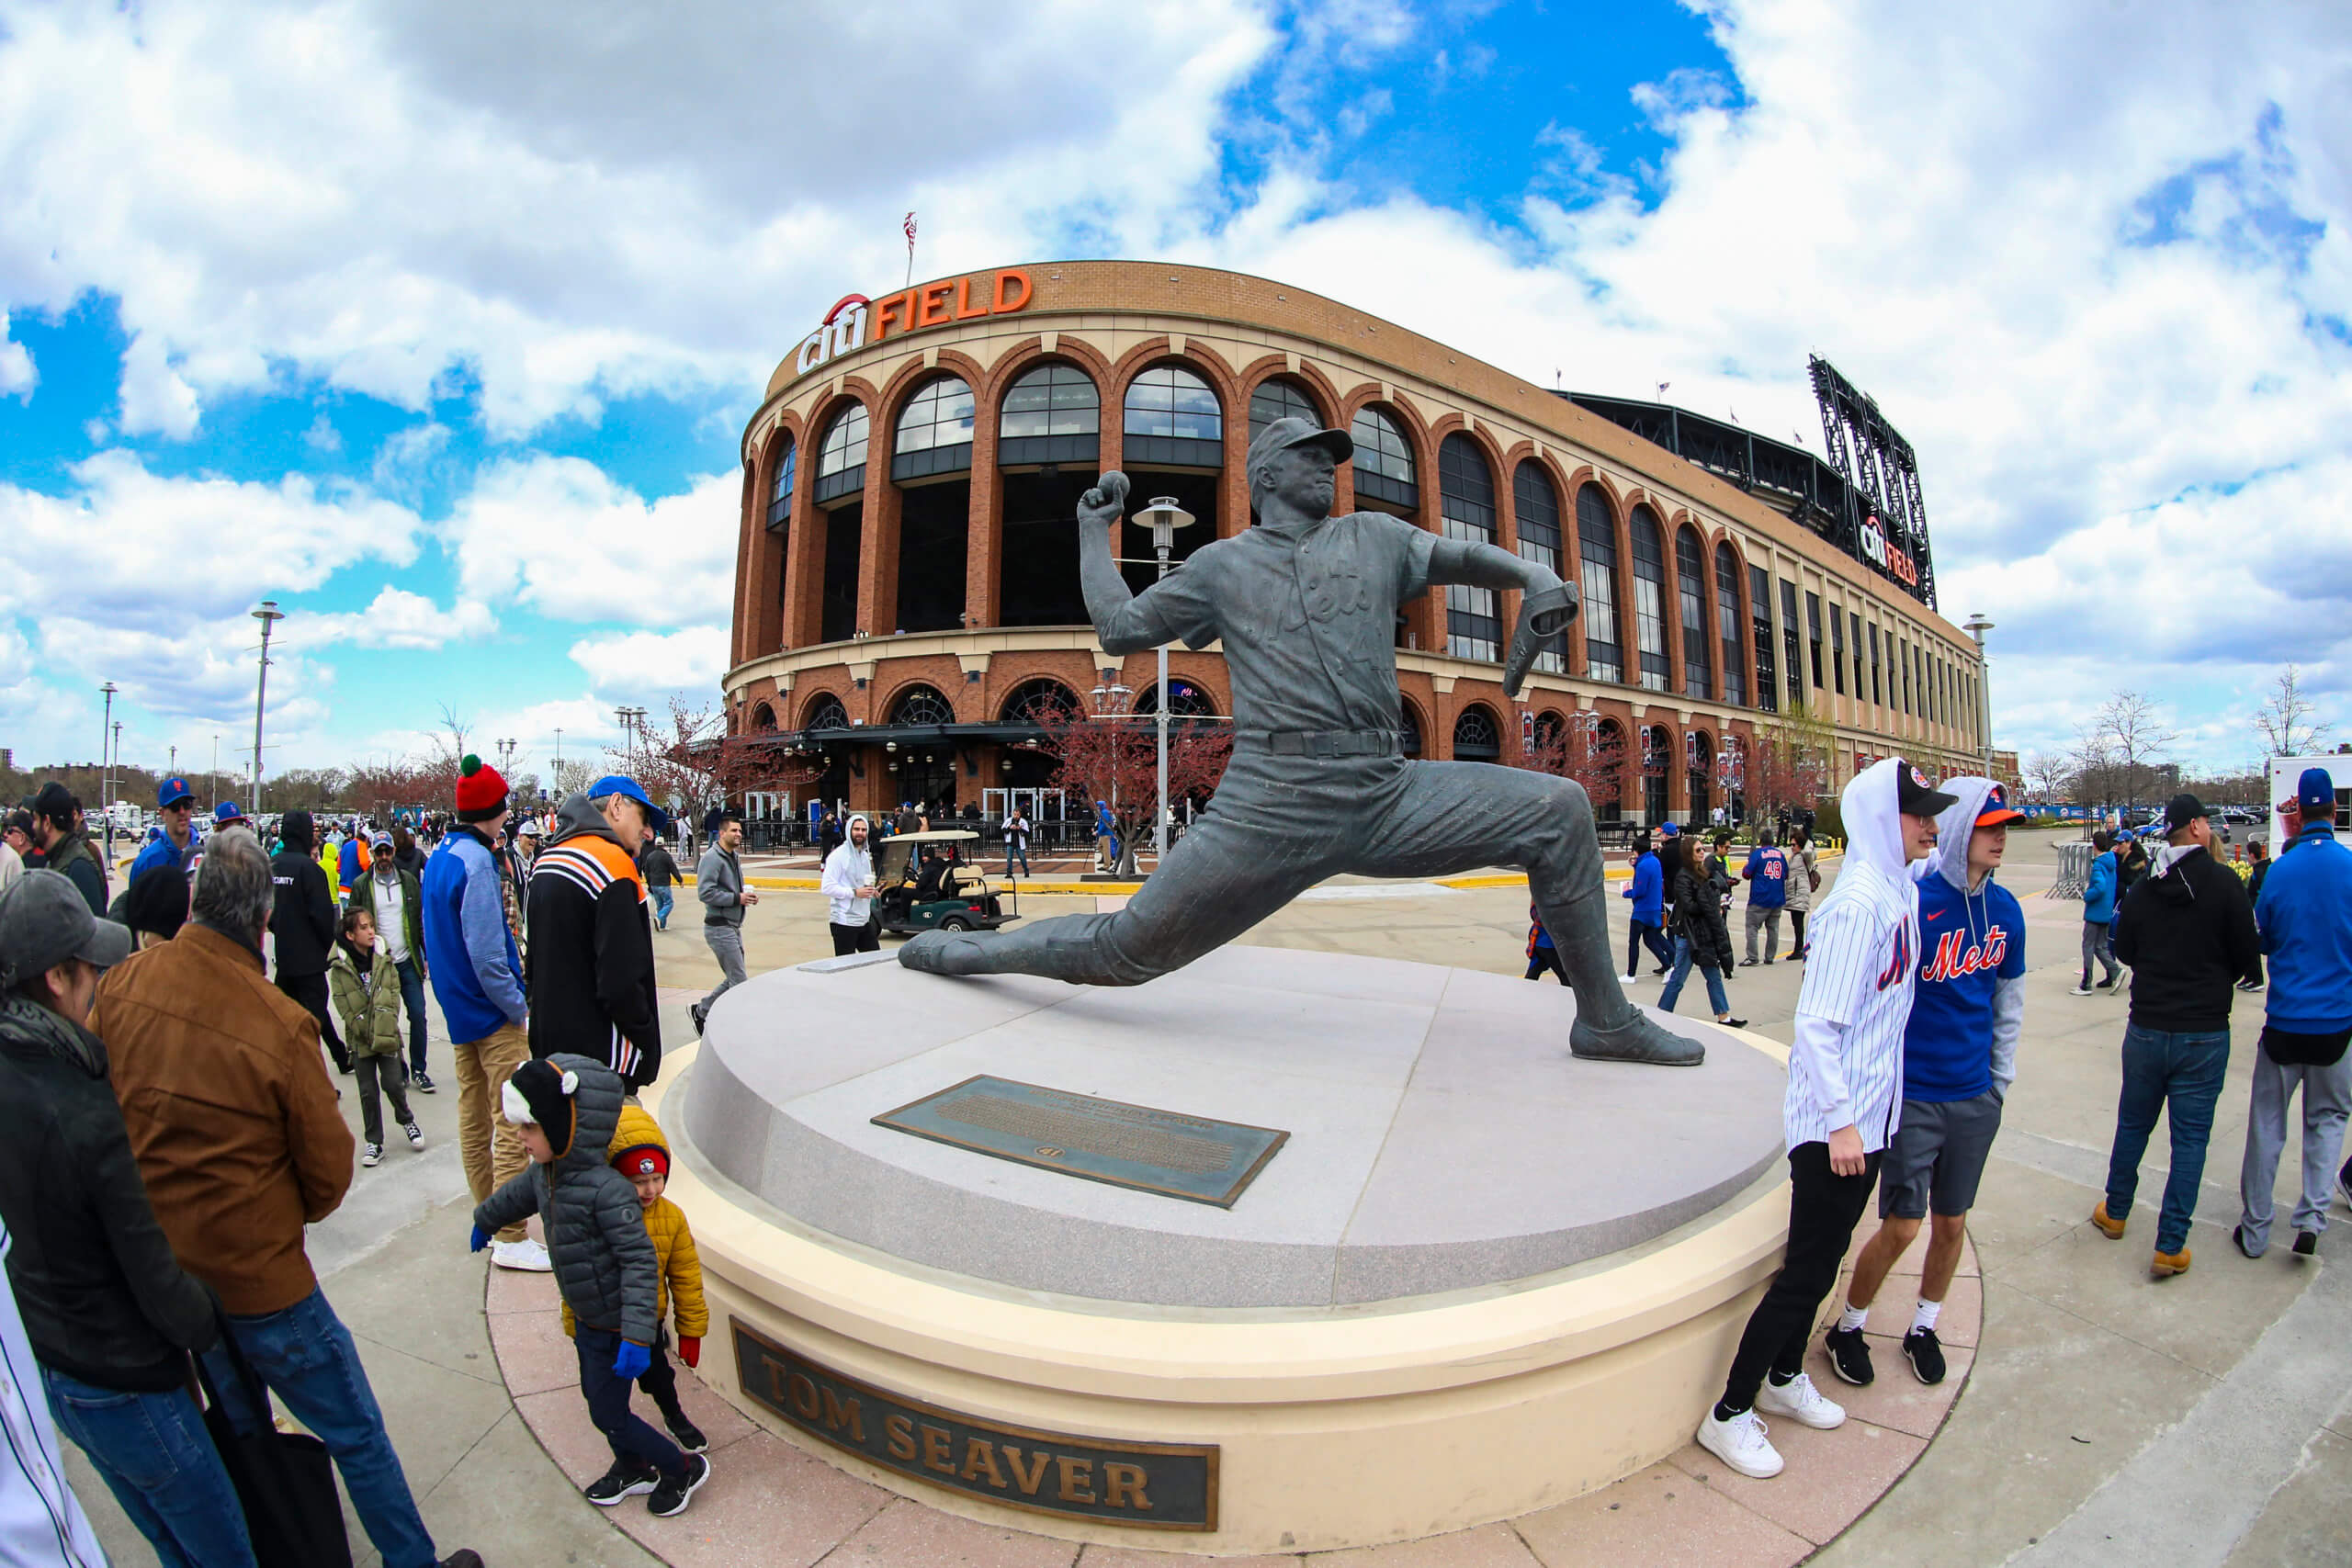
[[1696, 758, 1954, 1481]]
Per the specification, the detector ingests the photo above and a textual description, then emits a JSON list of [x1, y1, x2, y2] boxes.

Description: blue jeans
[[394, 955, 428, 1075], [1006, 843, 1029, 875], [2104, 1024, 2232, 1254], [42, 1366, 255, 1568], [651, 886, 674, 929], [203, 1288, 439, 1568], [1658, 934, 1729, 1016]]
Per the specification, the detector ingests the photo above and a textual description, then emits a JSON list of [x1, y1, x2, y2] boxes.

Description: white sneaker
[[492, 1237, 553, 1272], [2068, 984, 2095, 996], [1695, 1407, 1783, 1479], [1620, 973, 1641, 983], [1755, 1371, 1846, 1430]]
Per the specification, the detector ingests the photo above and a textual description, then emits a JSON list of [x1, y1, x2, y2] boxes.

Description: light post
[[1088, 672, 1134, 872], [98, 682, 117, 859], [1962, 613, 1995, 779], [616, 706, 647, 776], [553, 727, 564, 792], [251, 601, 285, 810], [1133, 494, 1196, 859]]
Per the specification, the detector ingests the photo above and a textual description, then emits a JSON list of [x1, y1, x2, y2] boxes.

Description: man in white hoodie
[[820, 814, 878, 955], [1696, 757, 1954, 1481]]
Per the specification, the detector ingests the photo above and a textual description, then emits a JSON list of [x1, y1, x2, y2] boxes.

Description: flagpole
[[904, 211, 917, 288]]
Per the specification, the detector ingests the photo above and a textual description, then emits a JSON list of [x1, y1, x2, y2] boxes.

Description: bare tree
[[2088, 691, 2178, 811], [2255, 665, 2332, 757], [2022, 750, 2072, 807]]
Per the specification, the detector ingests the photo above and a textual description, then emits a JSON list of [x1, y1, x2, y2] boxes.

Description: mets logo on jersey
[[1876, 923, 1914, 990], [1922, 924, 2010, 983]]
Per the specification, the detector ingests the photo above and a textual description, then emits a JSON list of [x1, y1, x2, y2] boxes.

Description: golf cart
[[875, 829, 1020, 937]]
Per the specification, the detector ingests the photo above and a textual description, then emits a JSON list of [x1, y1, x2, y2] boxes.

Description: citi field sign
[[1857, 515, 1920, 590], [793, 269, 1035, 378]]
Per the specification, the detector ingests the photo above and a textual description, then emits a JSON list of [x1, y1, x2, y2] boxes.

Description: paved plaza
[[69, 829, 2351, 1566]]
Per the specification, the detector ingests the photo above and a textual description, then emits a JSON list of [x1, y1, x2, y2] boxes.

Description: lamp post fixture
[[1962, 613, 1995, 779], [1133, 494, 1197, 859], [98, 682, 118, 859], [553, 727, 564, 791], [250, 601, 284, 810], [616, 706, 647, 774], [495, 738, 517, 782]]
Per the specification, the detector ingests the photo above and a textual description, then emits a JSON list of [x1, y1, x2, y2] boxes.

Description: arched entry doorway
[[1688, 729, 1713, 826], [1642, 725, 1671, 826]]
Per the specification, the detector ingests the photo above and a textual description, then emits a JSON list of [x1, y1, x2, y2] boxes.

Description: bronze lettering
[[921, 1424, 956, 1474], [885, 1413, 916, 1461], [1001, 1445, 1050, 1495], [786, 1371, 821, 1420], [822, 1388, 865, 1443], [1104, 1462, 1150, 1512], [960, 1438, 1007, 1488], [1056, 1455, 1096, 1504]]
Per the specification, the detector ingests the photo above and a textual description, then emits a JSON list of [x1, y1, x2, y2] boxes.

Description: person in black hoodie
[[2093, 794, 2262, 1277], [0, 871, 255, 1566], [271, 807, 349, 1073]]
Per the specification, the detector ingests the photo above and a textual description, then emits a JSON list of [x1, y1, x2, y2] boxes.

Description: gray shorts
[[1879, 1091, 2004, 1219]]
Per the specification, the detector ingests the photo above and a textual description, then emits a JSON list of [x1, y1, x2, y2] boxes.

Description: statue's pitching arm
[[1076, 470, 1168, 657], [1428, 537, 1579, 698]]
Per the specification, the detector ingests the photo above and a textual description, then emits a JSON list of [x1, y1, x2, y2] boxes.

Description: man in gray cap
[[903, 418, 1697, 1066]]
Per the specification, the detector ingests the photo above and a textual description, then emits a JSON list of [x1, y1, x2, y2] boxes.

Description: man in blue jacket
[[2234, 767, 2352, 1259], [1619, 830, 1672, 981], [1740, 832, 1791, 965], [127, 776, 201, 888], [422, 757, 547, 1273], [2072, 829, 2123, 995]]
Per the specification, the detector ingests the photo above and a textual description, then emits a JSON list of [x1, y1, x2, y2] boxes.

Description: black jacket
[[639, 844, 679, 890], [0, 995, 216, 1392], [2113, 844, 2263, 1032], [268, 811, 336, 977], [41, 832, 107, 917], [1671, 862, 1736, 973], [526, 795, 662, 1087]]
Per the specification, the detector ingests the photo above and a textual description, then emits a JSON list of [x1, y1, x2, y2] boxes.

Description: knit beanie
[[613, 1143, 669, 1180], [502, 1059, 577, 1156], [455, 754, 509, 823]]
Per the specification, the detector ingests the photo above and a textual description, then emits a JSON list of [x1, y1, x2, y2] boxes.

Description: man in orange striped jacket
[[526, 778, 667, 1089]]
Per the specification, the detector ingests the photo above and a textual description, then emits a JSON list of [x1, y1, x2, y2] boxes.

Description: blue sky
[[2, 0, 2347, 797]]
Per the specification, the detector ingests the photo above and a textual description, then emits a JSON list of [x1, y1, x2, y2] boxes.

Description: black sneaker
[[1824, 1324, 1874, 1386], [2293, 1229, 2318, 1258], [438, 1553, 484, 1568], [668, 1416, 708, 1454], [585, 1458, 660, 1506], [1739, 958, 1759, 967], [689, 1001, 707, 1038], [1721, 1016, 1748, 1029], [413, 1070, 436, 1094], [1902, 1326, 1946, 1385], [648, 1452, 710, 1517], [2233, 1224, 2259, 1259]]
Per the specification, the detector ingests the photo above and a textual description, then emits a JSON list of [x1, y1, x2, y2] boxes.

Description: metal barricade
[[2051, 840, 2094, 900]]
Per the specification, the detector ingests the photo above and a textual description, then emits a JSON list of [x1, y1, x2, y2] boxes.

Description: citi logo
[[1922, 926, 2008, 983]]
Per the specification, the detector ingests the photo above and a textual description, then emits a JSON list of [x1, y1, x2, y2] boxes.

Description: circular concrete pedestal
[[654, 947, 1792, 1554]]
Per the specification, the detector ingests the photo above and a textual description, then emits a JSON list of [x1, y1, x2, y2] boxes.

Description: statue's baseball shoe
[[1570, 1013, 1705, 1066]]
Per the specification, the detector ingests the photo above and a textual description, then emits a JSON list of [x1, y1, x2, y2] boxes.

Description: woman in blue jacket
[[1621, 830, 1675, 981], [2074, 829, 2123, 995]]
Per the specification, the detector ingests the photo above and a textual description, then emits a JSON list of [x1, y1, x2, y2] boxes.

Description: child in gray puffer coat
[[471, 1055, 712, 1517]]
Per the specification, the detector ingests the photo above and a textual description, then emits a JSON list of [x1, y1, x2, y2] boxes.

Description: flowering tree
[[1745, 705, 1833, 821], [1030, 701, 1231, 877], [612, 696, 822, 822], [1512, 713, 1625, 813]]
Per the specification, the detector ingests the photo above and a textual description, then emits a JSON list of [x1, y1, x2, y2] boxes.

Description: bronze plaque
[[871, 1074, 1288, 1207], [733, 1321, 1218, 1529]]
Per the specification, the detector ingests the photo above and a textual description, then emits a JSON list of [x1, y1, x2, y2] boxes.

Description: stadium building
[[723, 260, 1986, 831]]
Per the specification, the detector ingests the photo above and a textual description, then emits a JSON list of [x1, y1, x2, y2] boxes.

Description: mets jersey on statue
[[526, 795, 663, 1086], [1784, 759, 1922, 1154]]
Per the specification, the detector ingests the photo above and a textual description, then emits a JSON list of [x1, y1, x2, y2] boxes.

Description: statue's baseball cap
[[0, 870, 132, 988], [1245, 416, 1353, 480], [156, 776, 196, 809], [1895, 761, 1959, 818]]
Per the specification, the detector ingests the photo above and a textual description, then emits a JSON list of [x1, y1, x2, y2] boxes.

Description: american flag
[[904, 211, 917, 249]]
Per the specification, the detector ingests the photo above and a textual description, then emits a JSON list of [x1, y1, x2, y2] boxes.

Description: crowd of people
[[0, 751, 734, 1564]]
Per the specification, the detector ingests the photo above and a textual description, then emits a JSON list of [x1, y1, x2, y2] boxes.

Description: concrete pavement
[[66, 826, 2351, 1565]]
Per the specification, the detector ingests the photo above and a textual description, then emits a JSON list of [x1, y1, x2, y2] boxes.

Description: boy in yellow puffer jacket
[[562, 1104, 709, 1454]]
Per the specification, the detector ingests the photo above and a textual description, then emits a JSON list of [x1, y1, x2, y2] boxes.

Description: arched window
[[1513, 463, 1565, 675], [1124, 365, 1222, 468], [801, 692, 850, 731], [1530, 709, 1567, 757], [999, 679, 1079, 726], [1248, 378, 1321, 436], [999, 364, 1100, 465], [1715, 542, 1747, 706], [1676, 525, 1711, 699], [1131, 678, 1218, 716], [765, 434, 797, 530], [1593, 717, 1627, 822], [1642, 724, 1671, 825], [1629, 505, 1669, 692], [1400, 700, 1424, 758], [1452, 705, 1502, 762], [813, 404, 869, 503], [1687, 728, 1713, 822], [892, 376, 975, 479], [887, 685, 956, 728], [1437, 434, 1499, 662], [749, 702, 777, 731], [1350, 406, 1418, 509], [1577, 485, 1623, 684]]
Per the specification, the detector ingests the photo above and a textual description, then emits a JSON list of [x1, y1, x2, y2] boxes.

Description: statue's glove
[[1503, 580, 1580, 699]]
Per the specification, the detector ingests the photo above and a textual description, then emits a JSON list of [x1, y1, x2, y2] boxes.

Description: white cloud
[[568, 626, 729, 698], [116, 331, 199, 438], [301, 587, 495, 650], [440, 457, 737, 626], [0, 312, 31, 399]]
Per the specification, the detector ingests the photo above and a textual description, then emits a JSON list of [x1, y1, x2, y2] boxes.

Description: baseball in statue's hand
[[1079, 470, 1130, 532]]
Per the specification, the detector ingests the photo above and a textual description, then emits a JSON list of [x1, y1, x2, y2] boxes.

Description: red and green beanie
[[455, 754, 509, 822]]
